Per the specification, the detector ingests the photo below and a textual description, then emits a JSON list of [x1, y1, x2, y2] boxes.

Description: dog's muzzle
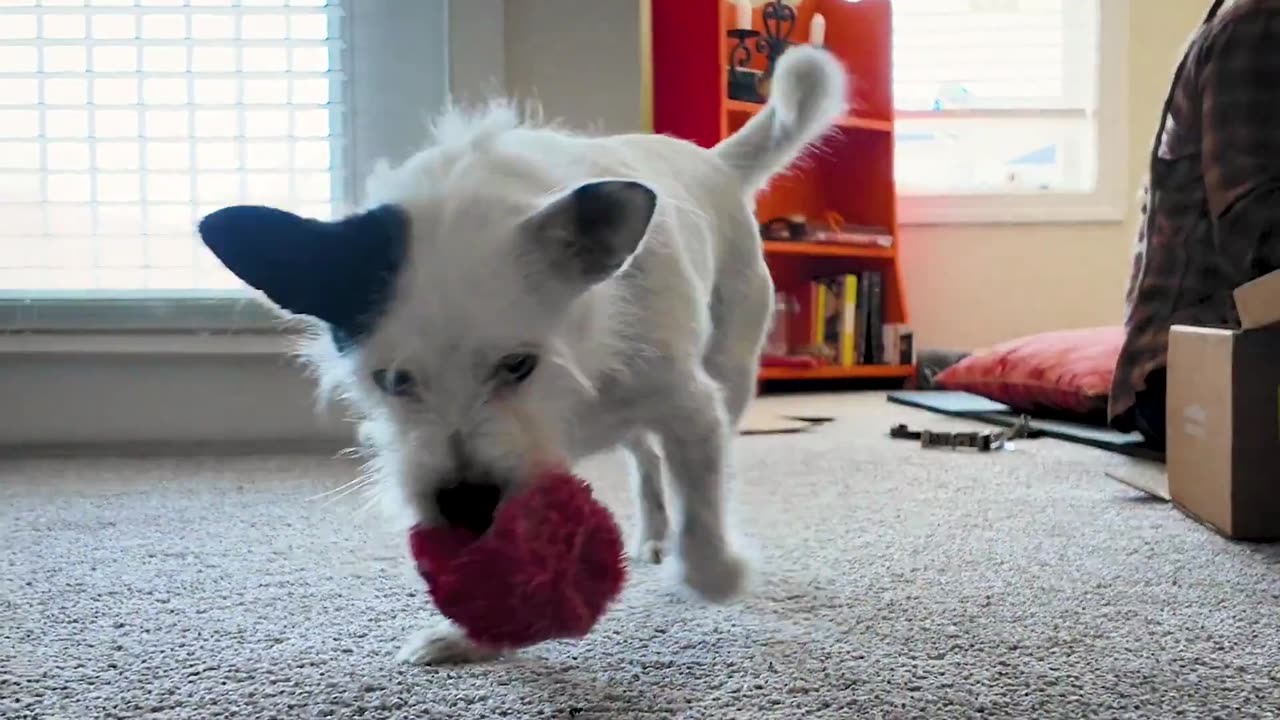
[[435, 481, 502, 535]]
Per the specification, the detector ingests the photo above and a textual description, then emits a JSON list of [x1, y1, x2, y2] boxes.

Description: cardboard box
[[1167, 269, 1280, 540]]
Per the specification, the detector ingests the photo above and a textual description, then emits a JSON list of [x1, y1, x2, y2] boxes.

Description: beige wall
[[503, 0, 646, 134], [501, 0, 1210, 350]]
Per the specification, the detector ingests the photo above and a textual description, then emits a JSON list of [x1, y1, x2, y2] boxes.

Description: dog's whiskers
[[306, 474, 372, 503], [308, 454, 384, 506], [333, 445, 366, 460], [351, 485, 387, 519]]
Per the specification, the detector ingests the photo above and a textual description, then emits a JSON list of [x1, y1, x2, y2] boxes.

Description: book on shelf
[[865, 270, 883, 364], [839, 273, 858, 366], [809, 276, 836, 362], [803, 270, 910, 366], [808, 273, 860, 366], [854, 270, 870, 363]]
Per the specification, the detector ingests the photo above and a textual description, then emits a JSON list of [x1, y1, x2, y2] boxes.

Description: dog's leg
[[395, 618, 503, 666], [623, 432, 667, 564], [704, 252, 773, 426], [652, 370, 749, 603]]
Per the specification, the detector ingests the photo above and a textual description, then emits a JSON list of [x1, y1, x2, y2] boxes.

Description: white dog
[[198, 46, 846, 665]]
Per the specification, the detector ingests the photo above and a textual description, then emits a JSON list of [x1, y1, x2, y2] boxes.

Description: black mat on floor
[[887, 390, 1165, 462]]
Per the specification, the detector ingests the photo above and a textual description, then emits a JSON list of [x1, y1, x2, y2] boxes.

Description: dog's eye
[[495, 353, 539, 384], [371, 368, 418, 398]]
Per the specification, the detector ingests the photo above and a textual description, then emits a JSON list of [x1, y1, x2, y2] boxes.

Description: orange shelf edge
[[724, 99, 893, 133], [763, 239, 894, 259], [758, 364, 913, 381]]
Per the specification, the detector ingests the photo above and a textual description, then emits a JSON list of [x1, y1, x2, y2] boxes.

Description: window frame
[[894, 0, 1131, 226], [0, 0, 453, 334]]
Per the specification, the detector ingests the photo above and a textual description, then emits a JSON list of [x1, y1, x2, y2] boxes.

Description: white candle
[[810, 13, 826, 46], [735, 0, 752, 30]]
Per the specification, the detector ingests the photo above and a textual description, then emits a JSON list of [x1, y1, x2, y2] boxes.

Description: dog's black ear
[[520, 180, 657, 286], [197, 204, 409, 342]]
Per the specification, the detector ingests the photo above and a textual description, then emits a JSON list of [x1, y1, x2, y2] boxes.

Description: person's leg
[[1131, 367, 1167, 450]]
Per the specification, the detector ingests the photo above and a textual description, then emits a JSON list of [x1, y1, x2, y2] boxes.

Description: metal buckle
[[919, 429, 1005, 452]]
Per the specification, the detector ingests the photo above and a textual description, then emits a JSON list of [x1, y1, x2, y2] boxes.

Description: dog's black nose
[[435, 482, 501, 535]]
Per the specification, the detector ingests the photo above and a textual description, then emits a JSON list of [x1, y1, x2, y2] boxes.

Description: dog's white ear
[[197, 204, 409, 343], [520, 180, 657, 287]]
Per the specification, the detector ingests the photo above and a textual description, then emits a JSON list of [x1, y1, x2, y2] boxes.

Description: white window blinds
[[0, 0, 344, 295], [891, 0, 1101, 196]]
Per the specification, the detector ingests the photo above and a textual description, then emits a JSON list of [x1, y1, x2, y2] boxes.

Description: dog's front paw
[[629, 538, 666, 565], [669, 539, 752, 604], [395, 619, 503, 666]]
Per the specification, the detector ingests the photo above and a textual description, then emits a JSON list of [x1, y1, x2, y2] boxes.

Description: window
[[0, 0, 345, 298], [891, 0, 1130, 224], [0, 0, 449, 333], [0, 0, 346, 301]]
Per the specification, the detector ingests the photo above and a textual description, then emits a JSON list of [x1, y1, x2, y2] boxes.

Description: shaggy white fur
[[235, 46, 846, 665]]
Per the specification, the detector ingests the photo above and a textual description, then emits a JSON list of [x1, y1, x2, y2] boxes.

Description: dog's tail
[[712, 45, 847, 193]]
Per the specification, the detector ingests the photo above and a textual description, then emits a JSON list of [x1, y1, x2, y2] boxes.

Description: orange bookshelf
[[763, 240, 894, 259], [648, 0, 911, 384], [758, 364, 913, 381]]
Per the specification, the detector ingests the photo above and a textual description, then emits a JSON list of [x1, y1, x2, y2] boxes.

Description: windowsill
[[0, 294, 305, 355], [0, 294, 283, 331], [0, 331, 295, 357], [896, 191, 1130, 226]]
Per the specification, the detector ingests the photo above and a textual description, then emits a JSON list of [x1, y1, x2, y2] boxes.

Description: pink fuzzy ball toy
[[408, 469, 627, 649]]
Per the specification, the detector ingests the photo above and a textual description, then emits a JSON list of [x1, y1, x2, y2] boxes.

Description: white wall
[[503, 0, 646, 134], [346, 0, 450, 189], [447, 0, 506, 106]]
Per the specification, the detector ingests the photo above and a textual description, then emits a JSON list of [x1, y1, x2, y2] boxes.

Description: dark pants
[[1131, 367, 1168, 450]]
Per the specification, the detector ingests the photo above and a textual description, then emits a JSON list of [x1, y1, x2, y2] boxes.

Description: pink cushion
[[934, 326, 1125, 415]]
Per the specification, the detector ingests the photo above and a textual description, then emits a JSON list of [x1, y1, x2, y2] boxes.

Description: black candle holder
[[726, 28, 764, 103], [756, 1, 797, 81], [724, 2, 797, 104]]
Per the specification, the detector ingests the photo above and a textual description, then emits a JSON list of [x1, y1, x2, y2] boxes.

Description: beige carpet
[[3, 392, 1279, 719]]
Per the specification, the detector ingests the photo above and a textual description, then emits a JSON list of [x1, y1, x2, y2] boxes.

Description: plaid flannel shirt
[[1109, 0, 1280, 429]]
